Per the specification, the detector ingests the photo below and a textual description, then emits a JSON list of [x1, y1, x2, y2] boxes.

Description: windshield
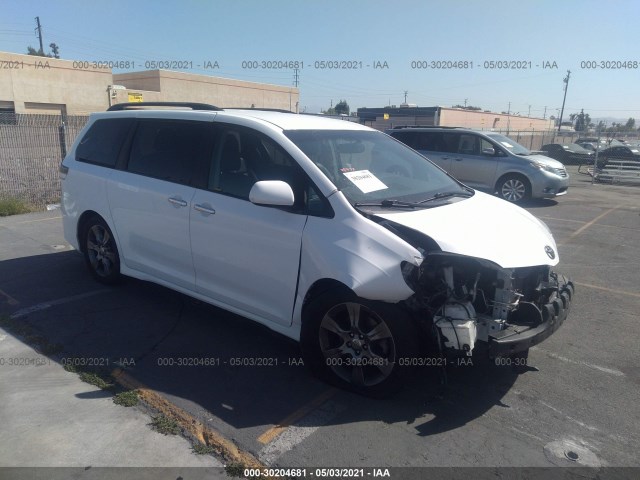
[[485, 133, 531, 155], [285, 130, 468, 205]]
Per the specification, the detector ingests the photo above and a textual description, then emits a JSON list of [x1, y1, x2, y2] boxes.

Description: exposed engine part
[[402, 252, 561, 357], [434, 301, 477, 355], [491, 269, 523, 320]]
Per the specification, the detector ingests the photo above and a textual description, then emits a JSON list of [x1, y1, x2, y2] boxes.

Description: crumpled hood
[[373, 191, 559, 268]]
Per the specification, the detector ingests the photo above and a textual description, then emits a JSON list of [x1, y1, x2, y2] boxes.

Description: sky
[[2, 0, 640, 121]]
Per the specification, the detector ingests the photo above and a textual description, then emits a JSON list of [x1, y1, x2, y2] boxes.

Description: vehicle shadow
[[520, 198, 558, 209], [0, 251, 520, 448]]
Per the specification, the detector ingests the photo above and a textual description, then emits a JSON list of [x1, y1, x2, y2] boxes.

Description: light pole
[[557, 70, 571, 134]]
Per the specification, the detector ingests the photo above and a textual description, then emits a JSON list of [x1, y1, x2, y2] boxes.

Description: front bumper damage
[[402, 253, 574, 359], [487, 273, 574, 357]]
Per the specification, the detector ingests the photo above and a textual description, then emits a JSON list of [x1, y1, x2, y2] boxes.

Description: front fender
[[292, 198, 422, 330]]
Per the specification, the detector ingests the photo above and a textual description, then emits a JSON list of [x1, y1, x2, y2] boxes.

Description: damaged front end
[[401, 253, 574, 359]]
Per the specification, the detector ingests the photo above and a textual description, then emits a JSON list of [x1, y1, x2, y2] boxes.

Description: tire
[[301, 288, 420, 397], [81, 216, 121, 284], [497, 174, 531, 203]]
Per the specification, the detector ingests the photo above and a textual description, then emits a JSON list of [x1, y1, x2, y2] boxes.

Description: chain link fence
[[0, 113, 89, 208], [489, 128, 639, 151], [1, 113, 639, 210]]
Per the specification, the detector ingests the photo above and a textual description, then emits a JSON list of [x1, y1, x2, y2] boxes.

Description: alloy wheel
[[318, 302, 396, 387]]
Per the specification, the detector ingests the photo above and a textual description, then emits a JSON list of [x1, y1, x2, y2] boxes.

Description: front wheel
[[497, 174, 531, 203], [301, 289, 420, 396], [82, 216, 121, 284]]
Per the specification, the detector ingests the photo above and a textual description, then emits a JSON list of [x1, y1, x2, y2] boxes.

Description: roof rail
[[225, 107, 295, 114], [391, 125, 461, 129], [107, 102, 222, 111]]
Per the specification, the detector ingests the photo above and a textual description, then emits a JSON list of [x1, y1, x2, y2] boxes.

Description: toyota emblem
[[545, 245, 556, 259]]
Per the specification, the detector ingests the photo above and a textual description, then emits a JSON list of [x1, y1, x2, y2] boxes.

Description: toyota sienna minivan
[[387, 126, 570, 203], [61, 103, 574, 395]]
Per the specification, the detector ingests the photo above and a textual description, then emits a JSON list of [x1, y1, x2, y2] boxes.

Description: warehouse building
[[357, 105, 554, 132], [0, 51, 300, 115]]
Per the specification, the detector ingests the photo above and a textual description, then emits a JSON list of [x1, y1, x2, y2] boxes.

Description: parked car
[[61, 103, 573, 396], [596, 145, 640, 168], [385, 126, 569, 203], [574, 141, 600, 152], [540, 143, 594, 164], [575, 138, 622, 152]]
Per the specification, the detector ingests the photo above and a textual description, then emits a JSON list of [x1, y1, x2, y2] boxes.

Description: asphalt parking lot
[[1, 165, 639, 478]]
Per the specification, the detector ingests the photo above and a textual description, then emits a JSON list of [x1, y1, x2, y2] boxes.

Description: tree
[[567, 109, 592, 132], [573, 109, 590, 132], [334, 100, 350, 115], [27, 43, 59, 58], [452, 104, 482, 111], [27, 46, 49, 57], [625, 118, 635, 131], [49, 43, 60, 59]]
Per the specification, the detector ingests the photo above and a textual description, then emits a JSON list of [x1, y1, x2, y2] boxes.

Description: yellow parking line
[[257, 388, 338, 444], [574, 282, 640, 299], [538, 216, 587, 225], [558, 206, 620, 245], [111, 368, 266, 469], [0, 289, 19, 306]]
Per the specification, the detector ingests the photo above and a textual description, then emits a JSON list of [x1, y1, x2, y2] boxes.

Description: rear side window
[[127, 119, 212, 185], [390, 131, 423, 150], [76, 118, 133, 167], [392, 131, 457, 153]]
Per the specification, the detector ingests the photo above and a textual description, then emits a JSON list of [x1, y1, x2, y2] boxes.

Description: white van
[[61, 103, 574, 396]]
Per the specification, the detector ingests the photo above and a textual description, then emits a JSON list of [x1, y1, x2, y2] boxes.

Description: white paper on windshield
[[342, 170, 388, 193], [500, 141, 514, 148]]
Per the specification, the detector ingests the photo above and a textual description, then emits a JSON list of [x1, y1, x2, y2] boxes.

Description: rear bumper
[[487, 275, 574, 357]]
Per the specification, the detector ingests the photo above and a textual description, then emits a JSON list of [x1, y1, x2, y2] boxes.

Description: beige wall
[[438, 108, 554, 131], [113, 70, 300, 111], [0, 51, 112, 114]]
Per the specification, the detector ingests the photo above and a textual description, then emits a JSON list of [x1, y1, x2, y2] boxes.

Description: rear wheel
[[301, 289, 420, 396], [82, 216, 121, 284], [497, 174, 531, 203]]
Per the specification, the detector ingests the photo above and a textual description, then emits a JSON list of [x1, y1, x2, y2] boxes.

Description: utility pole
[[464, 98, 468, 108], [403, 90, 408, 103], [528, 105, 531, 117], [543, 106, 547, 119], [557, 70, 571, 134], [293, 68, 299, 87], [506, 102, 511, 135], [34, 16, 44, 54]]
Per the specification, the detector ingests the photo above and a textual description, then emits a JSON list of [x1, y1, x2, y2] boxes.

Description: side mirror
[[249, 180, 295, 207], [482, 147, 495, 156]]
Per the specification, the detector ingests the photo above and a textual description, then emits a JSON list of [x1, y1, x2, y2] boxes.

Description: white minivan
[[61, 103, 574, 396]]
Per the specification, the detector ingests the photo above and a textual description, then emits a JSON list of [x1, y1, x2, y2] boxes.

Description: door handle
[[194, 204, 216, 215], [454, 158, 463, 161], [168, 197, 188, 207]]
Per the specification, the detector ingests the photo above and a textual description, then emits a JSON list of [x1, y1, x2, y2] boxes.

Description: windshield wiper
[[354, 199, 422, 209], [418, 190, 474, 204]]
